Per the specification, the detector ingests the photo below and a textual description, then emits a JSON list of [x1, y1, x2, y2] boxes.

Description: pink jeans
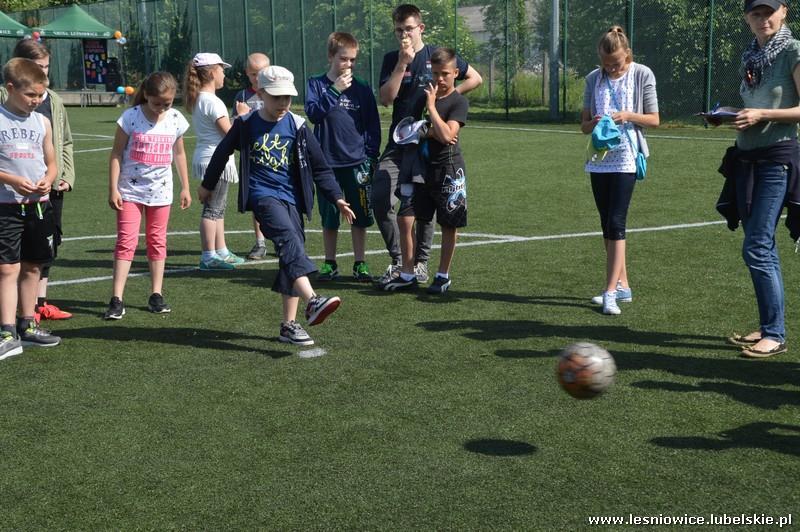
[[114, 201, 171, 261]]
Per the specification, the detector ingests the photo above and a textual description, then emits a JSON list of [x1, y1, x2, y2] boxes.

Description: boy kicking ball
[[200, 66, 355, 346]]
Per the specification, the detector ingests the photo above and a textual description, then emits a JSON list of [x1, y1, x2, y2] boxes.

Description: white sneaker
[[602, 290, 621, 315], [592, 283, 632, 305]]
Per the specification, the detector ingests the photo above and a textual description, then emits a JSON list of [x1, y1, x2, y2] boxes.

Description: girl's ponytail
[[183, 62, 217, 111]]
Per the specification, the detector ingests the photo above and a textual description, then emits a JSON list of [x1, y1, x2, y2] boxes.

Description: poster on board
[[83, 39, 108, 87]]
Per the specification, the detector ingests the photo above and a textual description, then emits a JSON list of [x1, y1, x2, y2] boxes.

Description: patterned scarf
[[742, 24, 793, 89]]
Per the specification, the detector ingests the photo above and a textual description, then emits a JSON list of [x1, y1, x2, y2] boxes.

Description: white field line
[[468, 124, 734, 142], [50, 220, 727, 287], [61, 229, 518, 242], [72, 133, 115, 139], [75, 147, 113, 153]]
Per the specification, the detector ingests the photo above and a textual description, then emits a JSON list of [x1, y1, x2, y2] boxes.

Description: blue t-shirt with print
[[247, 113, 297, 206]]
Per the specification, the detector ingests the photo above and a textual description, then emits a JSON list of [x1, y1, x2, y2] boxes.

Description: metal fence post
[[194, 0, 201, 51], [270, 0, 276, 63], [505, 0, 510, 119], [369, 0, 374, 92], [549, 0, 560, 120], [562, 0, 567, 118], [454, 0, 458, 52], [628, 0, 634, 49], [300, 0, 307, 100], [705, 0, 715, 112], [217, 0, 224, 57], [243, 0, 250, 53]]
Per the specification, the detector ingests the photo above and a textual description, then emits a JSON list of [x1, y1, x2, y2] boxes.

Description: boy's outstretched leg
[[294, 276, 341, 326]]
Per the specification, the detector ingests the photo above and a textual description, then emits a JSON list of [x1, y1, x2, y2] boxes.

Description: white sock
[[201, 251, 218, 262], [399, 272, 415, 282], [436, 272, 449, 280], [216, 248, 230, 259]]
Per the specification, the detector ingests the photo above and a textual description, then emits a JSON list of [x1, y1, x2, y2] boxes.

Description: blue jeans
[[736, 162, 787, 343]]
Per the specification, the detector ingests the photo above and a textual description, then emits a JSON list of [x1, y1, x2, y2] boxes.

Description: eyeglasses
[[394, 24, 420, 35]]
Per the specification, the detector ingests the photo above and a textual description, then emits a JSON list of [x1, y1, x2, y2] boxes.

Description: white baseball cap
[[258, 65, 298, 96], [192, 52, 231, 69]]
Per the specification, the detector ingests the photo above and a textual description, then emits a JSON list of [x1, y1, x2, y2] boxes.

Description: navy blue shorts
[[251, 196, 317, 296]]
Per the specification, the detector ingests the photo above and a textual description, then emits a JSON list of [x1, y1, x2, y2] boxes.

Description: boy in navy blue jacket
[[305, 32, 381, 282], [200, 66, 355, 346]]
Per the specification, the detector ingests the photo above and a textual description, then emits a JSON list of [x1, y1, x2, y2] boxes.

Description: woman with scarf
[[723, 0, 800, 358]]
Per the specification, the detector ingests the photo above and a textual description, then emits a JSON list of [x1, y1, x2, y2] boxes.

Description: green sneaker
[[318, 262, 339, 281], [353, 262, 371, 282], [199, 257, 235, 271]]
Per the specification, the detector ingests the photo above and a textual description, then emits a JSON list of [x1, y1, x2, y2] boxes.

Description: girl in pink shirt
[[104, 71, 191, 320]]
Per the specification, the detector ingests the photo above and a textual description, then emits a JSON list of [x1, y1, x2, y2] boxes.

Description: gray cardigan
[[583, 62, 658, 156]]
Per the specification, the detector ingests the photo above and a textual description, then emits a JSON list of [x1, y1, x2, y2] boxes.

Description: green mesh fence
[[0, 0, 792, 121]]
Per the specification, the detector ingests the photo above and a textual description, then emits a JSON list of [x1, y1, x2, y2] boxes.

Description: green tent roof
[[37, 4, 114, 39], [0, 11, 28, 37]]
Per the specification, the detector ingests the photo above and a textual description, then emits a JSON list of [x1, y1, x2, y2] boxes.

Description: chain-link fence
[[0, 0, 788, 121]]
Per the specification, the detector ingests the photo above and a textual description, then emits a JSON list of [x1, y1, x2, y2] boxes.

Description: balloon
[[124, 86, 134, 95], [117, 37, 127, 45], [116, 86, 125, 94], [113, 30, 122, 39]]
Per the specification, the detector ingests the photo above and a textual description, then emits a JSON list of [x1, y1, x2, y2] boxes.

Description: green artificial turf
[[0, 106, 796, 529]]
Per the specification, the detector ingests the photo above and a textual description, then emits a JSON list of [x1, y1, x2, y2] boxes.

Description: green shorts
[[318, 161, 375, 229]]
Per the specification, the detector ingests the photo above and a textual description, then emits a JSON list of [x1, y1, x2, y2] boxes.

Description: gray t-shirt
[[0, 106, 48, 204], [738, 40, 800, 151]]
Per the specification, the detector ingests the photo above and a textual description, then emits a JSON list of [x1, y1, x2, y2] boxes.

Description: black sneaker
[[427, 275, 452, 294], [378, 275, 418, 292], [0, 331, 22, 360], [374, 262, 401, 283], [104, 297, 126, 320], [305, 295, 341, 326], [18, 322, 60, 347], [148, 293, 171, 314], [279, 321, 314, 346]]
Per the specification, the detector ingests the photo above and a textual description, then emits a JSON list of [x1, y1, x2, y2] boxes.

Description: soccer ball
[[557, 342, 616, 399]]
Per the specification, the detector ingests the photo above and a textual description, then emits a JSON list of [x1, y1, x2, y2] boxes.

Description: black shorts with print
[[413, 159, 468, 228]]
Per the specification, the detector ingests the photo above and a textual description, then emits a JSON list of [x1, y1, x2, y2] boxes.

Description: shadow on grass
[[651, 422, 800, 457], [464, 438, 537, 457], [491, 345, 799, 387], [63, 326, 291, 359], [632, 380, 800, 410], [418, 319, 722, 348], [414, 291, 587, 309], [418, 320, 799, 385]]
